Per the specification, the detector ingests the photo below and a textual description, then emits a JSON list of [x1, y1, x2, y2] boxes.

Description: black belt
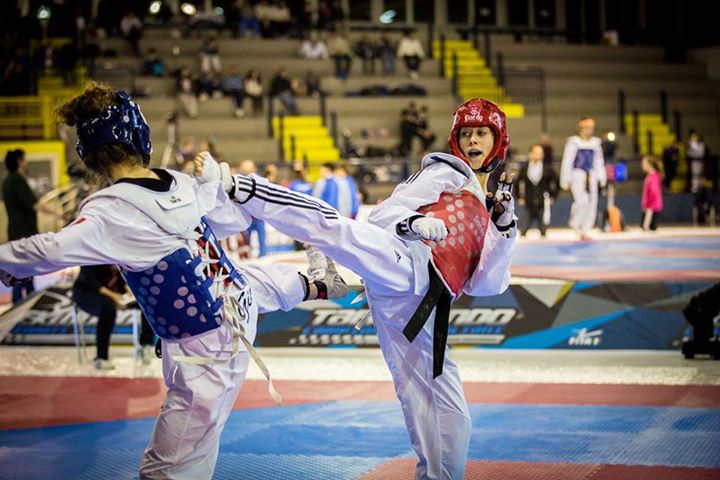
[[403, 262, 452, 379]]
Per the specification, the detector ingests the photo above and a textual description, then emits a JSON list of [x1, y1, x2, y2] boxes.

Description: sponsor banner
[[2, 281, 714, 350]]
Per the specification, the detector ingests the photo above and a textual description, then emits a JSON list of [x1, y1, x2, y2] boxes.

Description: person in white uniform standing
[[0, 82, 348, 480], [560, 116, 607, 240], [196, 97, 518, 480]]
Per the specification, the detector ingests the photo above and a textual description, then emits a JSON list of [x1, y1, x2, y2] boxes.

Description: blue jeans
[[12, 277, 34, 304], [247, 219, 267, 257]]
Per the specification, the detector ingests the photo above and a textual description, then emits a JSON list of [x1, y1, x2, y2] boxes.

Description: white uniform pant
[[241, 184, 472, 479], [140, 322, 250, 480], [568, 169, 600, 234]]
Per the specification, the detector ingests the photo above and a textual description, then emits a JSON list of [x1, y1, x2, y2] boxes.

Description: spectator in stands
[[142, 47, 166, 77], [0, 46, 32, 95], [662, 141, 680, 190], [397, 30, 425, 79], [517, 144, 559, 237], [72, 265, 155, 369], [223, 65, 245, 118], [176, 67, 199, 118], [415, 105, 436, 154], [119, 10, 143, 57], [56, 41, 79, 86], [2, 150, 57, 303], [377, 33, 396, 75], [289, 162, 313, 196], [238, 0, 261, 37], [200, 139, 224, 163], [244, 68, 265, 115], [305, 70, 323, 97], [239, 159, 268, 256], [298, 32, 329, 60], [264, 164, 279, 183], [269, 66, 299, 115], [640, 155, 664, 231], [328, 30, 353, 80], [197, 73, 223, 101], [354, 35, 376, 74], [200, 36, 222, 75], [560, 116, 607, 241], [398, 103, 419, 156], [686, 130, 706, 193], [539, 132, 554, 167], [176, 137, 197, 174]]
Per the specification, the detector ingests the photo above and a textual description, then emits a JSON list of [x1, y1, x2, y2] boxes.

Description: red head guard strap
[[447, 98, 509, 173]]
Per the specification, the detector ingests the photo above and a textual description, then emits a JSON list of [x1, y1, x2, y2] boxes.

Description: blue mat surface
[[1, 401, 719, 479]]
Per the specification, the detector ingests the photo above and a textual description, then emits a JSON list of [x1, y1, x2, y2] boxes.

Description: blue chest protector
[[122, 217, 252, 340], [573, 149, 595, 172], [81, 171, 252, 341]]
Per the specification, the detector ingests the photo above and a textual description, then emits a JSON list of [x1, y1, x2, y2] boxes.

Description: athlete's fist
[[411, 216, 449, 241], [194, 151, 233, 192], [0, 269, 19, 287], [486, 171, 516, 229]]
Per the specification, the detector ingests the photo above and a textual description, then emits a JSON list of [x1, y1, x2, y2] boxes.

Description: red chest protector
[[417, 190, 490, 298]]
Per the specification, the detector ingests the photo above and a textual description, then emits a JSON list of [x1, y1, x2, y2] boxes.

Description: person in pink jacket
[[641, 155, 664, 231]]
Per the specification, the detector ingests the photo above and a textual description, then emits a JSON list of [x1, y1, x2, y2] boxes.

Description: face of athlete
[[458, 126, 495, 169], [578, 118, 595, 140]]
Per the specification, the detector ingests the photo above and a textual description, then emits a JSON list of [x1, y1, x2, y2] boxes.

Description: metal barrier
[[0, 96, 56, 140], [502, 66, 548, 132]]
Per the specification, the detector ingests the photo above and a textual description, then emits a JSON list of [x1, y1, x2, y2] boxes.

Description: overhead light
[[379, 9, 396, 24], [37, 5, 51, 20], [180, 3, 197, 16], [215, 7, 224, 15], [607, 132, 616, 142], [149, 1, 161, 15]]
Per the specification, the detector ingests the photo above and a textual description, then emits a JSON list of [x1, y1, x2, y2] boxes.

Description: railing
[[0, 96, 56, 140]]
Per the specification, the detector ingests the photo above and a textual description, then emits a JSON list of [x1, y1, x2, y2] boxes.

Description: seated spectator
[[142, 47, 165, 76], [328, 30, 353, 80], [223, 65, 245, 117], [176, 67, 198, 118], [244, 68, 265, 115], [305, 70, 323, 97], [119, 10, 143, 56], [269, 66, 299, 115], [197, 73, 223, 101], [397, 30, 424, 79], [398, 104, 419, 156], [199, 36, 222, 75], [414, 105, 436, 154], [354, 34, 376, 74], [298, 32, 329, 59], [376, 33, 396, 75]]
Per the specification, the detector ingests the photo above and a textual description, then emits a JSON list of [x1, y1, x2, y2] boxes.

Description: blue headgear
[[75, 90, 152, 164]]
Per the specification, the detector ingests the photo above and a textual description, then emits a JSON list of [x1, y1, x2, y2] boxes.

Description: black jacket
[[517, 163, 559, 211]]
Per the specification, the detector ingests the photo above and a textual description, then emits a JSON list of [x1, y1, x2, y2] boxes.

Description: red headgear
[[447, 98, 509, 173]]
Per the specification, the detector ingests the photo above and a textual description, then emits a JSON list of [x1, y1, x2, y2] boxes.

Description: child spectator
[[641, 155, 663, 231]]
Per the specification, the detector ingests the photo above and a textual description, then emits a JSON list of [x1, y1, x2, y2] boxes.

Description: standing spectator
[[238, 0, 261, 37], [539, 132, 554, 167], [377, 33, 396, 75], [560, 116, 607, 241], [288, 162, 313, 195], [2, 150, 54, 303], [72, 265, 155, 369], [244, 68, 265, 115], [269, 67, 299, 115], [398, 103, 419, 156], [223, 65, 245, 118], [119, 10, 143, 57], [176, 67, 199, 119], [200, 36, 222, 75], [397, 30, 425, 79], [264, 164, 279, 183], [517, 144, 559, 237], [312, 162, 337, 201], [686, 130, 706, 193], [354, 34, 376, 74], [662, 142, 680, 190], [640, 155, 664, 231], [334, 164, 360, 218], [297, 32, 329, 59], [239, 159, 268, 257], [327, 30, 353, 80]]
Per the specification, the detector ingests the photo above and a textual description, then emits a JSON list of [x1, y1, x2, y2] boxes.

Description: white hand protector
[[194, 151, 233, 192], [485, 172, 516, 232], [305, 246, 328, 282], [410, 216, 449, 241], [322, 258, 349, 299]]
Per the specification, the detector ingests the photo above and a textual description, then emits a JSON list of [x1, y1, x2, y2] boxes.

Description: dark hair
[[55, 81, 144, 184], [321, 162, 336, 171], [4, 149, 25, 173]]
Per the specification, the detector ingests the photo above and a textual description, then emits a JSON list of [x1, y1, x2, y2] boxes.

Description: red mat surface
[[359, 459, 720, 480], [1, 377, 719, 430]]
